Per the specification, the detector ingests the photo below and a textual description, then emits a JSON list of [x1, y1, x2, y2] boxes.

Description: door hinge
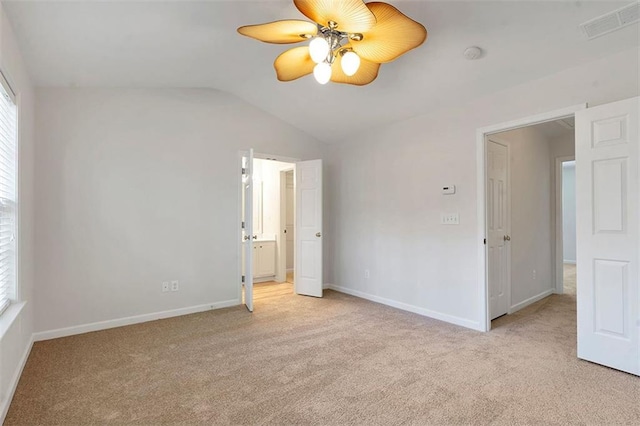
[[483, 238, 487, 245], [242, 167, 246, 175], [242, 275, 245, 283], [242, 221, 245, 229]]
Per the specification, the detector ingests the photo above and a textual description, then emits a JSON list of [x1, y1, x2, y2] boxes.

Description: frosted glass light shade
[[341, 51, 361, 76], [313, 62, 332, 84], [309, 37, 330, 63]]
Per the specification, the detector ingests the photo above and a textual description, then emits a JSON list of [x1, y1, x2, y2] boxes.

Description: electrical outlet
[[364, 269, 370, 279], [441, 212, 460, 225], [171, 280, 179, 292], [162, 282, 170, 293]]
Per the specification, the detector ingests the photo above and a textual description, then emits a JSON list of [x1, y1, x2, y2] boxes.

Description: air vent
[[618, 2, 639, 25], [580, 2, 640, 40]]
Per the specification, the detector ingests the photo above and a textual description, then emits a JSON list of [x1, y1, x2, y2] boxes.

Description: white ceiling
[[3, 0, 639, 143], [532, 117, 575, 140]]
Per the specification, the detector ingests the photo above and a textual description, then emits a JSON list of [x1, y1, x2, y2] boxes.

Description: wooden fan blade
[[274, 47, 316, 81], [352, 2, 427, 63], [294, 0, 376, 33], [238, 20, 317, 44], [331, 53, 380, 86]]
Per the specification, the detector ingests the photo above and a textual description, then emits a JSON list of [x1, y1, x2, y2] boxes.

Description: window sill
[[0, 301, 26, 341]]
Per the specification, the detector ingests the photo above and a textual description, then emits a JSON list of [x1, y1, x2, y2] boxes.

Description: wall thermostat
[[442, 185, 456, 195]]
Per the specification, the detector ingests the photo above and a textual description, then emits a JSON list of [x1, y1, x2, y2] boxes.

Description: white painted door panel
[[487, 140, 510, 320], [295, 160, 323, 297], [576, 97, 639, 376], [242, 149, 254, 312]]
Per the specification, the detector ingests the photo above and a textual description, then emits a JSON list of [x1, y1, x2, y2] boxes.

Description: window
[[0, 73, 16, 316]]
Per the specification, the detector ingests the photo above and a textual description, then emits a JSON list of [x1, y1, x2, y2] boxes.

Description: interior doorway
[[283, 170, 295, 285], [247, 158, 295, 285], [479, 98, 639, 375], [477, 104, 585, 329], [239, 151, 325, 312], [486, 118, 575, 323], [557, 159, 576, 296]]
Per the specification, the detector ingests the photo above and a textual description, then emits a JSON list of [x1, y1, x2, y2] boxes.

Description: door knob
[[316, 232, 322, 237], [503, 235, 511, 241], [253, 235, 257, 240]]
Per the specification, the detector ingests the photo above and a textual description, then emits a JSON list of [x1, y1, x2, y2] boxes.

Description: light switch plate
[[442, 185, 456, 195], [441, 212, 460, 225]]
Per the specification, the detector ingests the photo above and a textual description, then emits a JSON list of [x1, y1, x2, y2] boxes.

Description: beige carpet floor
[[6, 277, 640, 425]]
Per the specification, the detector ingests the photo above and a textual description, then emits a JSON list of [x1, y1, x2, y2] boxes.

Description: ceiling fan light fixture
[[341, 50, 361, 76], [313, 62, 332, 84], [309, 37, 330, 63], [238, 0, 427, 86]]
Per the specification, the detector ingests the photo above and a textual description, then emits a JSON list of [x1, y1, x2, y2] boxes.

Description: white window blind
[[0, 73, 16, 316]]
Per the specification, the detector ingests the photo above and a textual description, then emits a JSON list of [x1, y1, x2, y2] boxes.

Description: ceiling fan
[[237, 0, 427, 86]]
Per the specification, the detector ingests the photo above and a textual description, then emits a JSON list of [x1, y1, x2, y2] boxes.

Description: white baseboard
[[33, 299, 240, 342], [563, 260, 576, 265], [510, 289, 554, 313], [326, 284, 482, 331], [0, 334, 34, 424]]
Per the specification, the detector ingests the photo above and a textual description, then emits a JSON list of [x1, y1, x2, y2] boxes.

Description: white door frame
[[237, 151, 245, 304], [238, 152, 299, 300], [554, 155, 575, 295], [476, 103, 586, 331]]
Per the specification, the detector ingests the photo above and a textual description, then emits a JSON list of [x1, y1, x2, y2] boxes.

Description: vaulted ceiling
[[4, 0, 639, 143]]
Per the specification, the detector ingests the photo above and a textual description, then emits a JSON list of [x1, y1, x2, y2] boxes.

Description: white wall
[[549, 132, 576, 160], [491, 126, 553, 309], [326, 47, 639, 330], [255, 159, 292, 239], [562, 162, 577, 263], [34, 88, 326, 335], [0, 1, 35, 421]]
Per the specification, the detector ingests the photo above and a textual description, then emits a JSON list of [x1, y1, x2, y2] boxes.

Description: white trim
[[237, 151, 244, 305], [0, 301, 25, 341], [33, 299, 240, 342], [327, 284, 482, 331], [477, 103, 587, 332], [510, 289, 554, 313], [0, 333, 33, 424], [277, 169, 287, 283], [555, 155, 575, 294], [0, 69, 16, 103], [253, 152, 301, 163]]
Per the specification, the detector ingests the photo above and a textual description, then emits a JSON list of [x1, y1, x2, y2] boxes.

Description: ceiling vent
[[580, 2, 639, 40]]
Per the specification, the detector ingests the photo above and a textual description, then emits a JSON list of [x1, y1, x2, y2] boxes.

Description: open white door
[[295, 159, 323, 297], [242, 149, 254, 312], [486, 139, 510, 320], [576, 97, 639, 376]]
